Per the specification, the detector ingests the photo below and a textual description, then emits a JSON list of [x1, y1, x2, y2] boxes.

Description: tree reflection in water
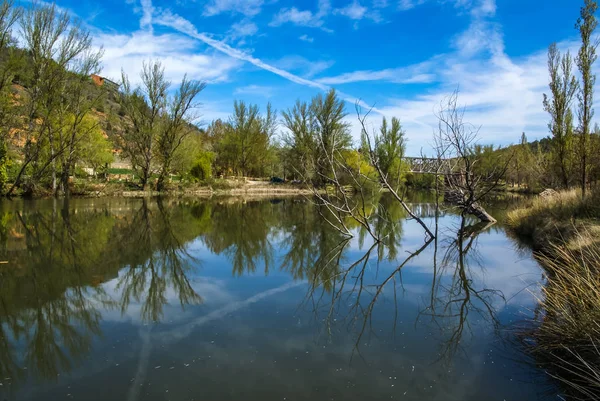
[[115, 198, 202, 322], [0, 195, 514, 397], [422, 216, 505, 362], [0, 198, 207, 393], [299, 201, 506, 362]]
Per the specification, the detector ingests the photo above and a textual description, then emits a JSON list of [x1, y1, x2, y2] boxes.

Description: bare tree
[[433, 90, 508, 223]]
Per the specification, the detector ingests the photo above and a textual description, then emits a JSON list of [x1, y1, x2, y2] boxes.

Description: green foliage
[[374, 116, 407, 182], [543, 43, 579, 188], [0, 140, 9, 192], [214, 101, 276, 177], [339, 149, 378, 191], [78, 116, 114, 174], [282, 89, 351, 186], [190, 152, 214, 181], [405, 172, 439, 189]]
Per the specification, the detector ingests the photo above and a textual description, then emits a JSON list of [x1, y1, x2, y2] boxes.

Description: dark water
[[0, 194, 557, 401]]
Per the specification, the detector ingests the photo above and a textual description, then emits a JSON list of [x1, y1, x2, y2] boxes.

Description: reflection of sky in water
[[0, 198, 555, 401]]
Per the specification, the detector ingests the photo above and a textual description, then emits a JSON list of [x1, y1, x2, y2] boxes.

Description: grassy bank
[[506, 189, 600, 252], [507, 190, 600, 400]]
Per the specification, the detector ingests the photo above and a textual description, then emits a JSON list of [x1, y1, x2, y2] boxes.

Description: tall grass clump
[[522, 234, 600, 400]]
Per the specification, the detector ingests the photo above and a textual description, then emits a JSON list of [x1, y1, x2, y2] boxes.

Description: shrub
[[190, 152, 214, 182]]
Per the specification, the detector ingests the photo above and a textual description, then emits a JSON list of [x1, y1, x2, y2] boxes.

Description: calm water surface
[[0, 194, 558, 401]]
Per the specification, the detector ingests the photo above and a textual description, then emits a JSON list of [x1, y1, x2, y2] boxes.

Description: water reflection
[[423, 217, 504, 362], [0, 195, 549, 400], [115, 199, 202, 322]]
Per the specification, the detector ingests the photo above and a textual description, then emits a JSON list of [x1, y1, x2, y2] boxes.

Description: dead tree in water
[[434, 91, 510, 223]]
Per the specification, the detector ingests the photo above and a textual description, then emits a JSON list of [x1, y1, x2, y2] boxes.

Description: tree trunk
[[444, 188, 497, 223]]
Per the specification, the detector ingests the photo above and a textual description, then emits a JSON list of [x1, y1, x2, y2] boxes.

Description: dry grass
[[508, 190, 600, 398], [506, 189, 600, 252], [523, 238, 600, 400]]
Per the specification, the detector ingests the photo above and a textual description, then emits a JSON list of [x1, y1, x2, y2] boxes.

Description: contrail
[[153, 9, 382, 114], [126, 280, 305, 401], [126, 325, 153, 401]]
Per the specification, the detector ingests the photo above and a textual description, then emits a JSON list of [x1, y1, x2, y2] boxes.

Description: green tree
[[190, 151, 214, 181], [0, 0, 20, 194], [7, 2, 102, 196], [155, 75, 206, 191], [576, 0, 598, 196], [118, 62, 168, 190], [543, 43, 578, 188], [374, 117, 407, 187], [79, 118, 114, 177], [217, 101, 275, 177], [118, 62, 205, 190], [310, 89, 352, 185], [282, 99, 315, 179]]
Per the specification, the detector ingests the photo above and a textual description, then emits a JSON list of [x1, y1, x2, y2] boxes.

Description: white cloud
[[139, 0, 154, 31], [299, 34, 314, 43], [269, 0, 332, 30], [398, 0, 426, 11], [274, 55, 335, 78], [373, 0, 389, 8], [336, 1, 368, 20], [203, 0, 265, 17], [317, 60, 437, 84], [228, 19, 258, 41], [154, 10, 330, 91], [154, 10, 379, 115], [234, 84, 276, 98], [94, 31, 241, 85]]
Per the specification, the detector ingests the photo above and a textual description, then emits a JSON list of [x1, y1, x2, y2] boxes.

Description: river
[[0, 194, 558, 400]]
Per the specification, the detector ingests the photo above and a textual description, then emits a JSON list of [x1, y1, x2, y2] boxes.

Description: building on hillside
[[90, 74, 119, 91]]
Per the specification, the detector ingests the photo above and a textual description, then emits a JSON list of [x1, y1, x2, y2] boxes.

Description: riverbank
[[506, 189, 600, 400], [14, 179, 317, 198], [506, 188, 600, 252]]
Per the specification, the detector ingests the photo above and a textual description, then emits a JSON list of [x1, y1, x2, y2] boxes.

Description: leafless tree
[[433, 90, 510, 223]]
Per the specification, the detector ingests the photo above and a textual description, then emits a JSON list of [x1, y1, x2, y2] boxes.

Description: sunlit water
[[0, 194, 558, 401]]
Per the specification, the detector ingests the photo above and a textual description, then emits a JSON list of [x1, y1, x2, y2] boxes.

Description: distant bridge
[[404, 157, 454, 174]]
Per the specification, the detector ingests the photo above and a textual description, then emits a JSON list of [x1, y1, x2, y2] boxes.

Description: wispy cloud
[[228, 19, 258, 41], [299, 34, 314, 43], [398, 0, 426, 11], [153, 9, 380, 114], [274, 55, 335, 78], [203, 0, 265, 17], [317, 60, 437, 84], [94, 31, 241, 84], [139, 0, 154, 32], [234, 84, 276, 98], [335, 1, 368, 20], [154, 9, 330, 91], [269, 0, 332, 31]]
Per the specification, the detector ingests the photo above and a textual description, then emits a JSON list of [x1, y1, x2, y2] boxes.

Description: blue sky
[[58, 0, 582, 154]]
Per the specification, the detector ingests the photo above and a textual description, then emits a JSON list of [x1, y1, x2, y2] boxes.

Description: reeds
[[523, 234, 600, 400]]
